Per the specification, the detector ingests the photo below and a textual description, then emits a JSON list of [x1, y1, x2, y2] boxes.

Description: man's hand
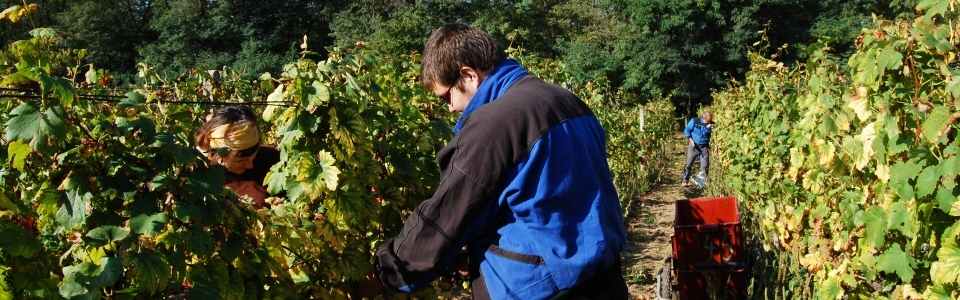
[[688, 138, 694, 146], [354, 271, 386, 299]]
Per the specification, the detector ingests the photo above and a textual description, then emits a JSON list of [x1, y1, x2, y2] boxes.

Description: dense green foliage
[[710, 1, 960, 298], [0, 0, 922, 108]]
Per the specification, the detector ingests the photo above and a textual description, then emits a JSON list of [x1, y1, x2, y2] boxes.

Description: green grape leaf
[[930, 223, 960, 285], [917, 0, 949, 18], [877, 48, 903, 70], [4, 103, 66, 150], [119, 91, 145, 108], [308, 81, 330, 107], [917, 165, 941, 198], [186, 227, 214, 257], [936, 187, 957, 214], [891, 160, 922, 183], [6, 140, 30, 171], [924, 284, 954, 300], [85, 225, 130, 246], [28, 27, 57, 39], [264, 163, 287, 195], [0, 221, 41, 258], [922, 106, 951, 144], [817, 277, 843, 300], [38, 74, 76, 108], [888, 201, 914, 238], [60, 257, 121, 299], [56, 190, 90, 231], [130, 253, 170, 295], [130, 213, 167, 237], [864, 206, 888, 249], [89, 257, 122, 289], [877, 244, 915, 282], [58, 280, 88, 299]]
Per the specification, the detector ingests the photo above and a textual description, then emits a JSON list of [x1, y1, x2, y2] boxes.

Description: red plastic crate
[[676, 268, 748, 299], [672, 196, 744, 270]]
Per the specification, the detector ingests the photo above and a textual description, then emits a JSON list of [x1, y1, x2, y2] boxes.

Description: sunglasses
[[438, 85, 452, 104], [210, 142, 260, 158]]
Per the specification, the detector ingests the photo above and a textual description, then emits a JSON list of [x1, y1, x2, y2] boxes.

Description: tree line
[[0, 0, 919, 110]]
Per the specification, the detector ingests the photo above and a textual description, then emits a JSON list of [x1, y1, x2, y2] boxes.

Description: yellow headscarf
[[208, 121, 260, 151]]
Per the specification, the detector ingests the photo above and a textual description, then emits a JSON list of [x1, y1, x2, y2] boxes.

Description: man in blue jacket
[[682, 112, 714, 187], [374, 24, 628, 299]]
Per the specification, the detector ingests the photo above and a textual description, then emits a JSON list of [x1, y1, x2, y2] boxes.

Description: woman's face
[[208, 149, 257, 174]]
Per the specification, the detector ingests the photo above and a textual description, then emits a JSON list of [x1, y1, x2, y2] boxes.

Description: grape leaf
[[130, 253, 170, 295], [925, 284, 954, 300], [60, 257, 121, 299], [936, 187, 957, 214], [38, 74, 76, 108], [877, 244, 914, 282], [817, 277, 843, 300], [888, 201, 913, 238], [316, 150, 340, 191], [917, 0, 949, 18], [4, 103, 66, 150], [0, 221, 40, 258], [930, 223, 960, 285], [877, 48, 903, 70], [130, 213, 167, 237], [56, 190, 90, 232], [7, 140, 30, 171], [119, 91, 145, 108], [916, 165, 941, 198], [922, 106, 951, 144], [864, 206, 888, 249], [85, 226, 130, 246]]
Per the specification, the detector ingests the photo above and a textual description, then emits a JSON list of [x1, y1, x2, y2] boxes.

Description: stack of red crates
[[672, 196, 747, 299]]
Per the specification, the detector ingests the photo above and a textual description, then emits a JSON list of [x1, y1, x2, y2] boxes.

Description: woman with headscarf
[[194, 106, 280, 208]]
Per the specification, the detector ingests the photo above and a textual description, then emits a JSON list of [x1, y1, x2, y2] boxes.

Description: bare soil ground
[[622, 136, 694, 300]]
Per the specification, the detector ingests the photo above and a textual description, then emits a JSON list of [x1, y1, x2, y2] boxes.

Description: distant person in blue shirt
[[682, 112, 713, 187]]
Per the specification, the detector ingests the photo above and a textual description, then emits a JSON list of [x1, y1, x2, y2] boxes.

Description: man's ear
[[459, 66, 479, 83]]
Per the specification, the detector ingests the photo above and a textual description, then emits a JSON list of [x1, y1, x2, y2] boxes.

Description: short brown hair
[[421, 23, 503, 89]]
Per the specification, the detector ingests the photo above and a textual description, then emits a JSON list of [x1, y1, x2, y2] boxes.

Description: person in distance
[[194, 105, 280, 208], [681, 111, 713, 187], [372, 24, 628, 300]]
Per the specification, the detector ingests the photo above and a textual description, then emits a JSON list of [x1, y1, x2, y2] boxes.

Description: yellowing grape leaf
[[6, 140, 30, 171], [930, 223, 960, 285], [818, 140, 836, 166], [855, 122, 877, 170], [848, 87, 871, 121], [263, 85, 285, 122], [316, 150, 340, 191], [876, 164, 891, 183]]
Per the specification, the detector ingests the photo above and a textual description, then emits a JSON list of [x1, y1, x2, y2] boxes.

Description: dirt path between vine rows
[[622, 135, 690, 300]]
